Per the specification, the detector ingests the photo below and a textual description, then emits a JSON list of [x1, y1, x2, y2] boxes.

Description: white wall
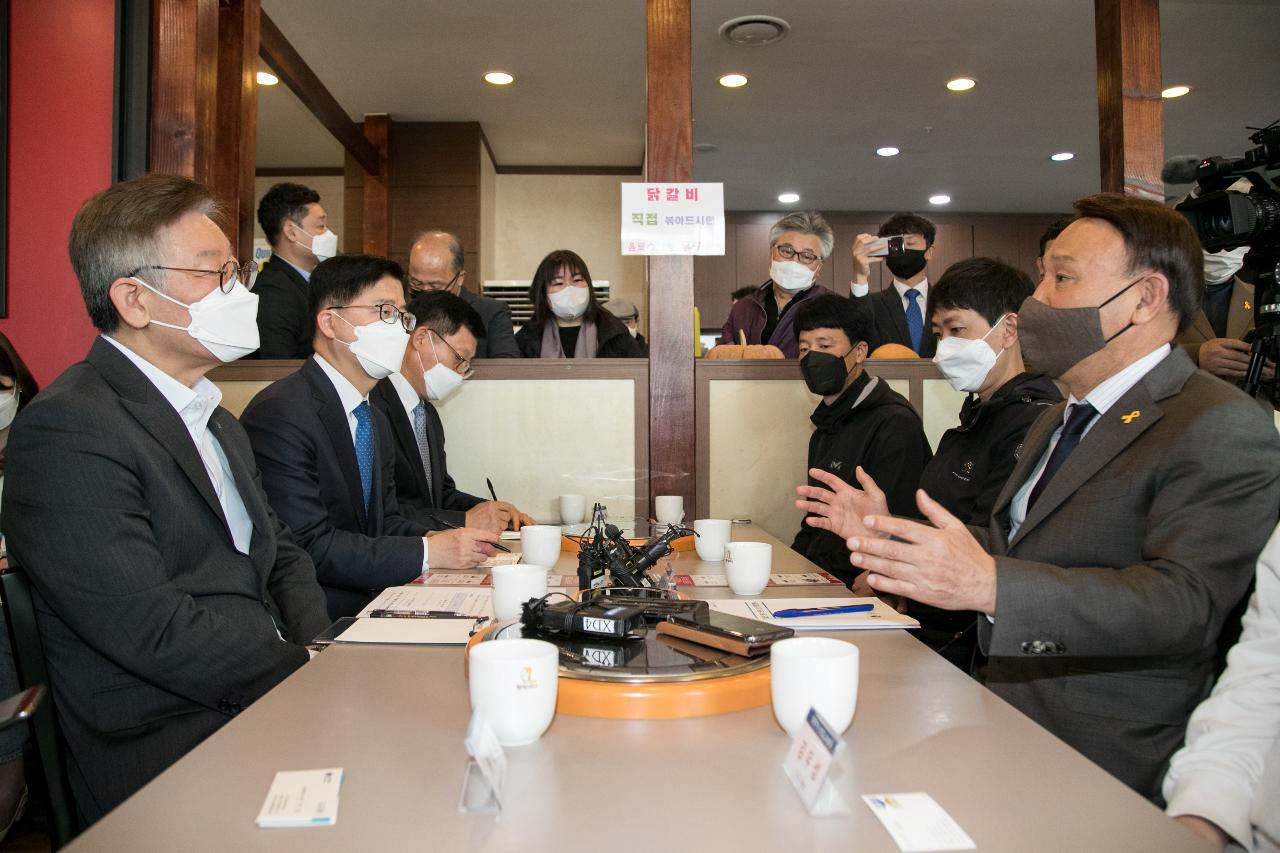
[[490, 173, 647, 329]]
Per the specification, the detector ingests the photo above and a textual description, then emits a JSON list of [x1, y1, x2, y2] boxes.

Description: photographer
[[1178, 243, 1275, 389]]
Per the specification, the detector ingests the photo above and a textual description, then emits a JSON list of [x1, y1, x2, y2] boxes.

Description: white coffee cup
[[654, 495, 684, 525], [693, 518, 732, 561], [770, 637, 859, 737], [468, 638, 559, 746], [491, 563, 548, 621], [558, 494, 586, 524], [723, 541, 771, 595], [519, 524, 563, 569]]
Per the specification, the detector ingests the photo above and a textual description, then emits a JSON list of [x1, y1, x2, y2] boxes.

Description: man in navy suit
[[241, 255, 499, 619], [849, 212, 939, 357]]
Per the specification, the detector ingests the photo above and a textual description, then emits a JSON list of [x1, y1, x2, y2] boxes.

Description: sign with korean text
[[620, 183, 725, 256]]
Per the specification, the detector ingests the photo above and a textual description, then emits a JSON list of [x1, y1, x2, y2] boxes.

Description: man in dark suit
[[849, 212, 939, 358], [371, 291, 535, 532], [406, 230, 519, 358], [253, 182, 338, 359], [798, 192, 1280, 801], [1, 174, 330, 828], [241, 255, 499, 620]]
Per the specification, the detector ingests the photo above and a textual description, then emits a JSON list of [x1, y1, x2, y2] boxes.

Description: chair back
[[2, 565, 79, 848]]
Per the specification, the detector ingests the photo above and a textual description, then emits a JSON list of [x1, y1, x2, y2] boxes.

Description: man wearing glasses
[[406, 231, 519, 358], [241, 255, 500, 620], [717, 211, 836, 358], [1, 174, 330, 827], [371, 291, 535, 533]]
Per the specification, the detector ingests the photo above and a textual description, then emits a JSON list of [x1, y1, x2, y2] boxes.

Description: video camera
[[1172, 120, 1280, 397]]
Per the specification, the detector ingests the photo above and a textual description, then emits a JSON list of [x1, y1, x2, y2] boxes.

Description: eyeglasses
[[127, 259, 254, 294], [773, 244, 820, 266], [329, 303, 417, 332], [430, 329, 472, 376], [407, 271, 460, 294]]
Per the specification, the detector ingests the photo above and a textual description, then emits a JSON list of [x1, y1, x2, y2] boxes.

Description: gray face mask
[[1016, 278, 1140, 379]]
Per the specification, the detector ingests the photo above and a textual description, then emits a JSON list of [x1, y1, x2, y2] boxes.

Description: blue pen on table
[[771, 603, 875, 619]]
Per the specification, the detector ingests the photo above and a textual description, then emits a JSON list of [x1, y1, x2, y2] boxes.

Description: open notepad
[[709, 597, 919, 630]]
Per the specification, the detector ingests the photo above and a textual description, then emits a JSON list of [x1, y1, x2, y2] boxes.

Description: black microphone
[[1161, 155, 1202, 184]]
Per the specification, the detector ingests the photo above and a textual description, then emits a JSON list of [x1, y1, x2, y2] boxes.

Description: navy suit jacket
[[459, 289, 520, 358], [240, 358, 430, 619], [252, 255, 313, 359], [854, 286, 937, 357]]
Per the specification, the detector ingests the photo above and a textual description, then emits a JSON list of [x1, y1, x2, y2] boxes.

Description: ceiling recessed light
[[719, 73, 749, 88], [778, 192, 800, 204], [1050, 152, 1075, 162], [929, 194, 952, 206], [1161, 85, 1190, 99], [484, 71, 515, 86], [946, 77, 976, 92], [876, 146, 900, 157], [256, 71, 279, 86]]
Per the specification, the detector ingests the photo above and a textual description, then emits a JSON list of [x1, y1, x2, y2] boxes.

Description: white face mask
[[417, 332, 465, 402], [0, 387, 19, 431], [548, 285, 590, 321], [1203, 246, 1249, 285], [334, 312, 409, 380], [292, 225, 338, 262], [135, 277, 261, 362], [931, 314, 1009, 393], [770, 259, 816, 293]]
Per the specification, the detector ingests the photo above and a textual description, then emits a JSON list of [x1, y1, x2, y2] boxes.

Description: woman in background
[[515, 250, 642, 359], [0, 331, 38, 842]]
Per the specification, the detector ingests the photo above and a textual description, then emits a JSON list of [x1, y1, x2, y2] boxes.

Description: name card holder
[[782, 707, 849, 816], [458, 710, 506, 815]]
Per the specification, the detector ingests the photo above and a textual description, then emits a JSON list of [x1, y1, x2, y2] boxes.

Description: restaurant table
[[64, 525, 1209, 852]]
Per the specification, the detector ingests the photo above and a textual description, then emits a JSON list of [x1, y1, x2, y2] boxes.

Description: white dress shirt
[[388, 371, 421, 424], [848, 280, 929, 309], [102, 335, 253, 554], [312, 355, 429, 570], [1007, 343, 1171, 539]]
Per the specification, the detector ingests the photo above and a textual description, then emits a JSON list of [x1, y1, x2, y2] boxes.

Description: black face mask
[[886, 248, 928, 280], [801, 350, 852, 396]]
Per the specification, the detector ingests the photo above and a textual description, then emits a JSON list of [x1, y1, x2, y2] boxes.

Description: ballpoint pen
[[430, 514, 512, 553], [771, 604, 875, 618], [368, 609, 476, 619], [486, 478, 498, 502]]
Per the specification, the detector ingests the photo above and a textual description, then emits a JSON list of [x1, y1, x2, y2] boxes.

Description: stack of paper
[[255, 768, 343, 828], [709, 597, 919, 630]]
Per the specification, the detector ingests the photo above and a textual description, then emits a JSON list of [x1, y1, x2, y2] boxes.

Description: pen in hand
[[486, 477, 498, 502], [429, 514, 512, 553]]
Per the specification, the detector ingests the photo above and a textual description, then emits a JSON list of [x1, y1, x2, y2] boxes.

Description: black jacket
[[458, 289, 520, 358], [853, 286, 938, 357], [252, 255, 313, 359], [792, 371, 931, 584], [369, 377, 485, 528], [515, 310, 644, 358], [918, 372, 1062, 526], [240, 358, 430, 620], [0, 338, 328, 826]]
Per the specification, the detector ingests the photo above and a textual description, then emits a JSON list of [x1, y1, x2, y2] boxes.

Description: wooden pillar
[[1095, 0, 1164, 199], [149, 0, 218, 181], [645, 0, 695, 515], [213, 0, 260, 262], [362, 114, 392, 256]]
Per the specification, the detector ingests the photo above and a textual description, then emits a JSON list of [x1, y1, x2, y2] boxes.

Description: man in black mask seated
[[790, 294, 931, 582]]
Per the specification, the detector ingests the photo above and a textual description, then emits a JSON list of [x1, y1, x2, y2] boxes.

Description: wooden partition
[[695, 359, 966, 543], [209, 359, 650, 525]]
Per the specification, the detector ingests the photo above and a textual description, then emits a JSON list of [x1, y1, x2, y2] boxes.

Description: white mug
[[469, 638, 559, 746], [723, 541, 771, 595], [491, 563, 548, 621], [770, 637, 859, 737], [654, 495, 684, 525], [693, 518, 732, 561], [558, 494, 586, 524], [519, 524, 563, 569]]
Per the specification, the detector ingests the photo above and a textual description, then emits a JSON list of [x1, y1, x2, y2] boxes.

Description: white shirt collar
[[893, 279, 929, 300], [312, 353, 368, 415], [388, 371, 422, 420], [1068, 343, 1172, 417], [102, 335, 222, 432]]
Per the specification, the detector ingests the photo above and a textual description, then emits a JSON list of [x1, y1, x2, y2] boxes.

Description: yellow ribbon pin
[[1245, 300, 1252, 311], [1121, 410, 1140, 424]]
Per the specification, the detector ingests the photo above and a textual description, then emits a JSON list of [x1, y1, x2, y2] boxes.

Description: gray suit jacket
[[975, 347, 1280, 800], [459, 289, 519, 358], [0, 337, 329, 826]]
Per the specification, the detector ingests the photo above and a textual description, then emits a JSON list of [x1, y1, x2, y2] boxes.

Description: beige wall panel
[[215, 380, 273, 418]]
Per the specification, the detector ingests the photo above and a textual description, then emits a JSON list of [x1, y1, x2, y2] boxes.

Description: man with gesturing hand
[[795, 193, 1280, 802]]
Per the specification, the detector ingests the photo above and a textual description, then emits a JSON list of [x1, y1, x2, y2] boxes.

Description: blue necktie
[[353, 400, 374, 510], [905, 288, 923, 354], [1027, 402, 1098, 509]]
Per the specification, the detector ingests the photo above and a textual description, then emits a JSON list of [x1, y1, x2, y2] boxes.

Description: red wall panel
[[2, 0, 115, 386]]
